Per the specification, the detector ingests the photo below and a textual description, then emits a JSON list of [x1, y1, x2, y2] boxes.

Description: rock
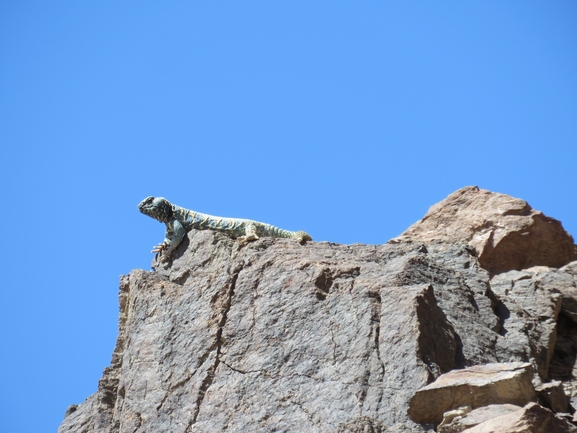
[[536, 381, 570, 413], [437, 406, 472, 432], [438, 404, 522, 433], [490, 267, 563, 380], [63, 405, 78, 418], [539, 264, 577, 403], [408, 362, 536, 424], [336, 416, 385, 433], [56, 394, 113, 433], [550, 313, 577, 409], [60, 232, 470, 433], [489, 263, 577, 386], [380, 241, 499, 368], [557, 261, 577, 322], [461, 402, 577, 433], [394, 186, 577, 275], [57, 188, 577, 432]]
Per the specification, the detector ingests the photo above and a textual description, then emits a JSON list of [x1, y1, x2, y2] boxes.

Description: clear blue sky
[[1, 2, 576, 432]]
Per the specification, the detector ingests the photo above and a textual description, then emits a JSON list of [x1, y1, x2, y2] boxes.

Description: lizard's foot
[[239, 223, 259, 243], [159, 252, 172, 262], [151, 242, 167, 253], [151, 242, 173, 262], [152, 243, 172, 262], [238, 234, 259, 243], [295, 231, 312, 244]]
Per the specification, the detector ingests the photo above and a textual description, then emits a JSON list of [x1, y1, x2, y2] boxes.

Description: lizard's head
[[138, 196, 174, 223]]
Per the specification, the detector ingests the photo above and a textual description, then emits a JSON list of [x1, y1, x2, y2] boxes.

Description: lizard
[[138, 196, 312, 260]]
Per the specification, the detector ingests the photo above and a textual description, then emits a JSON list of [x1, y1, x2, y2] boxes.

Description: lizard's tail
[[265, 225, 312, 243]]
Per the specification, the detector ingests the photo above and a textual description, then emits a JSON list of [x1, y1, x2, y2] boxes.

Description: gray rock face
[[491, 268, 563, 380], [58, 189, 577, 432], [536, 381, 570, 414]]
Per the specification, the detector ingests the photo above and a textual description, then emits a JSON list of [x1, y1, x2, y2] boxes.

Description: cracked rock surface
[[58, 188, 577, 433]]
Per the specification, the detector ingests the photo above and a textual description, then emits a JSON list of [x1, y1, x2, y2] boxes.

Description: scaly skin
[[138, 196, 312, 261]]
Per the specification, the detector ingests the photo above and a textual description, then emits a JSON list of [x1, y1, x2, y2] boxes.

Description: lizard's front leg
[[154, 220, 186, 261], [238, 222, 259, 243]]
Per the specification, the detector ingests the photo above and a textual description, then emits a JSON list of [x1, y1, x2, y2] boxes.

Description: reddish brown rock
[[394, 186, 576, 275], [408, 362, 536, 424], [438, 404, 522, 433], [462, 402, 576, 433]]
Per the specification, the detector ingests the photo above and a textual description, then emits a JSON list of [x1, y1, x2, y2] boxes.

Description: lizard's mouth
[[138, 196, 155, 213]]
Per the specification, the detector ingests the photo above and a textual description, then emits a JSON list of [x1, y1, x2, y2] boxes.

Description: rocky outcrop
[[536, 381, 570, 414], [462, 402, 577, 433], [394, 186, 577, 275], [437, 404, 523, 433], [58, 188, 577, 433], [490, 268, 563, 380], [407, 362, 536, 424]]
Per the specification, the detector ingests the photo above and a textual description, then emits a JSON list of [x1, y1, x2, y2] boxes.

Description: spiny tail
[[264, 224, 312, 242]]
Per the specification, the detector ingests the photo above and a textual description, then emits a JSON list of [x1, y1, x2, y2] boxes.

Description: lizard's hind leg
[[238, 222, 260, 243], [295, 231, 312, 243]]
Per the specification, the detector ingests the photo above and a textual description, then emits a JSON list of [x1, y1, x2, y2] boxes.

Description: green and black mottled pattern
[[138, 196, 173, 223], [138, 196, 312, 258]]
